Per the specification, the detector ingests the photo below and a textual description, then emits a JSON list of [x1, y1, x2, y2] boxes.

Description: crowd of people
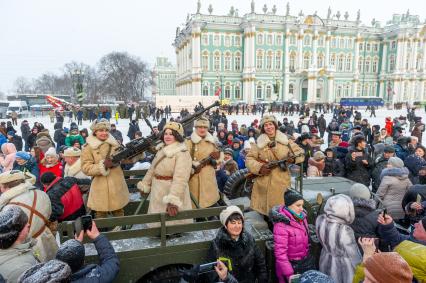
[[0, 103, 425, 283]]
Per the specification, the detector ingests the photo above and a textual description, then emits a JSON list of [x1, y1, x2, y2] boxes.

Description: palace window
[[266, 51, 273, 70], [359, 43, 364, 52], [202, 51, 209, 71], [224, 52, 232, 71], [373, 43, 379, 52], [358, 57, 364, 72], [202, 34, 209, 45], [318, 36, 324, 47], [256, 84, 263, 99], [339, 38, 345, 48], [330, 53, 336, 67], [234, 36, 241, 46], [202, 85, 209, 96], [235, 85, 241, 99], [224, 83, 231, 99], [276, 35, 282, 46], [331, 38, 337, 48], [366, 43, 371, 52], [391, 41, 396, 49], [304, 35, 311, 46], [289, 84, 294, 95], [256, 50, 264, 69], [406, 54, 410, 69], [365, 57, 371, 72], [266, 85, 272, 99], [290, 34, 296, 45], [275, 51, 282, 70], [234, 52, 241, 71], [267, 34, 273, 45], [289, 52, 296, 72], [214, 51, 220, 71], [213, 34, 220, 46], [416, 55, 423, 70], [224, 36, 231, 47], [389, 55, 395, 71], [303, 52, 311, 69], [345, 54, 352, 71], [336, 85, 342, 98], [338, 54, 344, 71], [317, 53, 324, 68], [372, 58, 379, 73], [347, 38, 353, 49], [257, 34, 263, 45]]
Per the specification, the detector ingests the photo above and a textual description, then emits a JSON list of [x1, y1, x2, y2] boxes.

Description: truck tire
[[223, 168, 253, 199], [140, 264, 192, 283]]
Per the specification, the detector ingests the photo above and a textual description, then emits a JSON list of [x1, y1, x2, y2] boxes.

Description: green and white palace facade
[[173, 1, 426, 104]]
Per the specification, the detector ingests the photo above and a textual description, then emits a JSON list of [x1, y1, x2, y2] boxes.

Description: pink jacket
[[0, 143, 17, 171], [271, 206, 309, 282]]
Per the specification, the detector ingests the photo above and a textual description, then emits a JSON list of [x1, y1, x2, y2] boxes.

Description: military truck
[[58, 169, 356, 282]]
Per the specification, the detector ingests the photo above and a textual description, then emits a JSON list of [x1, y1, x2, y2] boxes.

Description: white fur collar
[[65, 159, 82, 177], [0, 182, 32, 210], [190, 131, 215, 144], [86, 135, 118, 150], [257, 131, 288, 149], [156, 142, 187, 158]]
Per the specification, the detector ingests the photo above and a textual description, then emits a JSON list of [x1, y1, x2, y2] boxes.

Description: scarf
[[285, 207, 304, 222]]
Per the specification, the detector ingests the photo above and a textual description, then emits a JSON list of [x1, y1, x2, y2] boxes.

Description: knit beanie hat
[[45, 147, 58, 158], [219, 206, 244, 227], [224, 148, 233, 156], [15, 151, 31, 161], [18, 259, 72, 283], [55, 239, 85, 273], [40, 172, 57, 185], [300, 270, 334, 283], [365, 252, 412, 283], [349, 183, 371, 200], [388, 156, 404, 168], [0, 206, 28, 249], [284, 190, 304, 207], [313, 151, 325, 161], [383, 145, 395, 153]]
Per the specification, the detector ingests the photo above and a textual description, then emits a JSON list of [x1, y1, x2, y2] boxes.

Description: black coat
[[20, 124, 31, 141], [127, 123, 140, 140], [350, 198, 380, 240], [70, 234, 120, 283], [345, 148, 372, 186], [371, 156, 389, 193], [10, 135, 23, 151], [207, 227, 267, 283], [323, 157, 345, 177]]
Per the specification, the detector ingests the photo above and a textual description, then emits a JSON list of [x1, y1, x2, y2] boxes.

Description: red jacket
[[44, 177, 85, 222], [385, 118, 393, 137], [39, 162, 63, 178]]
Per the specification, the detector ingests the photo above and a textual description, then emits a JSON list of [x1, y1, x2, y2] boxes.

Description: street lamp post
[[216, 72, 224, 103], [73, 69, 85, 106]]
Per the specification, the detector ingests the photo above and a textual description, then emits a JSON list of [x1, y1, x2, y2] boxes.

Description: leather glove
[[209, 157, 218, 167], [166, 203, 179, 217], [259, 164, 272, 175], [103, 158, 115, 169], [209, 151, 220, 160]]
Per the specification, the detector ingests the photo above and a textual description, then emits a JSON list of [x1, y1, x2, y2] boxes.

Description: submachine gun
[[111, 100, 220, 164]]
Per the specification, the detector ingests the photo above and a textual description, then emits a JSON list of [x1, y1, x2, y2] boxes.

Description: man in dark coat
[[411, 117, 425, 144], [371, 145, 395, 193], [345, 135, 372, 187], [7, 131, 23, 151], [110, 124, 123, 144], [323, 148, 345, 177], [56, 221, 120, 283], [20, 120, 31, 151], [127, 120, 140, 140], [318, 114, 327, 138]]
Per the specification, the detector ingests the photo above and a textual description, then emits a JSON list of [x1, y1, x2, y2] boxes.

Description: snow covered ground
[[3, 107, 426, 146]]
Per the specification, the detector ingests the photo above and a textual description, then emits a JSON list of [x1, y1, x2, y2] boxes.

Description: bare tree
[[14, 77, 33, 94]]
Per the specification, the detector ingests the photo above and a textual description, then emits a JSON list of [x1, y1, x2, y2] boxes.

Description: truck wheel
[[139, 264, 192, 283], [223, 168, 253, 199]]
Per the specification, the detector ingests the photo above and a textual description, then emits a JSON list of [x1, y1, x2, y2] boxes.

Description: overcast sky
[[1, 0, 425, 93]]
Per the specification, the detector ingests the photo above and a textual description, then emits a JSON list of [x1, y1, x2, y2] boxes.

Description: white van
[[6, 101, 29, 118], [0, 101, 9, 119]]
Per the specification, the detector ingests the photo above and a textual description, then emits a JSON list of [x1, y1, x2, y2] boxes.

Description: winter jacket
[[0, 143, 17, 171], [0, 239, 38, 283], [385, 118, 393, 136], [127, 122, 140, 140], [371, 155, 389, 193], [394, 143, 410, 161], [271, 206, 309, 282], [64, 159, 90, 179], [39, 161, 63, 178], [110, 129, 123, 144], [70, 234, 119, 283], [54, 129, 66, 148], [411, 122, 425, 144], [307, 158, 324, 177], [0, 134, 7, 149], [323, 157, 345, 177], [0, 182, 58, 261], [349, 198, 380, 240], [207, 227, 268, 283], [44, 177, 87, 222], [137, 141, 192, 226], [237, 150, 247, 170], [185, 132, 222, 208], [65, 134, 85, 147], [10, 135, 23, 151], [21, 123, 31, 141], [404, 154, 426, 184], [345, 148, 372, 187], [377, 167, 412, 220], [81, 135, 129, 212], [246, 131, 304, 215], [316, 194, 362, 283], [378, 222, 426, 250], [402, 185, 426, 225]]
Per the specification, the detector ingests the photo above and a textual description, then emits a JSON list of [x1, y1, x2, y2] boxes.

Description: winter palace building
[[173, 1, 426, 104]]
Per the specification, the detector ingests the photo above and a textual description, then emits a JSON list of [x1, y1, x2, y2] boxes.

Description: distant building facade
[[173, 1, 426, 104], [152, 57, 176, 98]]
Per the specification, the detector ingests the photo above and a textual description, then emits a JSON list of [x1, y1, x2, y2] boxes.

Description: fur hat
[[194, 117, 210, 128], [90, 118, 111, 133], [349, 183, 371, 200], [0, 206, 28, 249], [45, 147, 58, 158], [365, 252, 412, 283], [284, 190, 304, 207], [18, 259, 72, 283], [313, 151, 325, 161], [388, 156, 404, 168], [0, 170, 25, 184], [63, 147, 81, 157], [55, 239, 85, 273], [164, 121, 184, 137], [219, 205, 244, 227], [260, 115, 278, 128]]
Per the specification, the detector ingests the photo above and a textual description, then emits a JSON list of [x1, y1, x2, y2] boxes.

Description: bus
[[339, 97, 384, 107]]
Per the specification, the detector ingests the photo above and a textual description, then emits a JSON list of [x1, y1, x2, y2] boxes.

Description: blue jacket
[[71, 235, 119, 283], [377, 222, 426, 250], [237, 151, 246, 170], [0, 134, 7, 148], [13, 157, 40, 184], [394, 144, 410, 161]]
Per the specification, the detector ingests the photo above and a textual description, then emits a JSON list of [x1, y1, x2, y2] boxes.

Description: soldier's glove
[[103, 158, 115, 169], [209, 151, 221, 160], [259, 164, 272, 176], [209, 157, 218, 167]]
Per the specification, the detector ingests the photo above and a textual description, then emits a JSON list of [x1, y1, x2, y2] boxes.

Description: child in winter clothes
[[39, 147, 63, 178], [0, 143, 17, 171], [271, 190, 313, 283], [307, 151, 325, 177]]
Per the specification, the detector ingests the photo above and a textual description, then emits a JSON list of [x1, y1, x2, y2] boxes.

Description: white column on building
[[325, 32, 331, 70], [423, 39, 426, 71], [283, 28, 290, 101], [419, 80, 425, 101], [297, 28, 304, 71], [379, 80, 385, 99], [411, 36, 418, 71], [380, 42, 388, 74], [402, 36, 409, 72], [352, 80, 358, 97], [243, 25, 256, 104], [354, 33, 361, 75], [312, 30, 318, 69], [191, 24, 202, 96], [327, 76, 334, 103], [395, 37, 403, 71]]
